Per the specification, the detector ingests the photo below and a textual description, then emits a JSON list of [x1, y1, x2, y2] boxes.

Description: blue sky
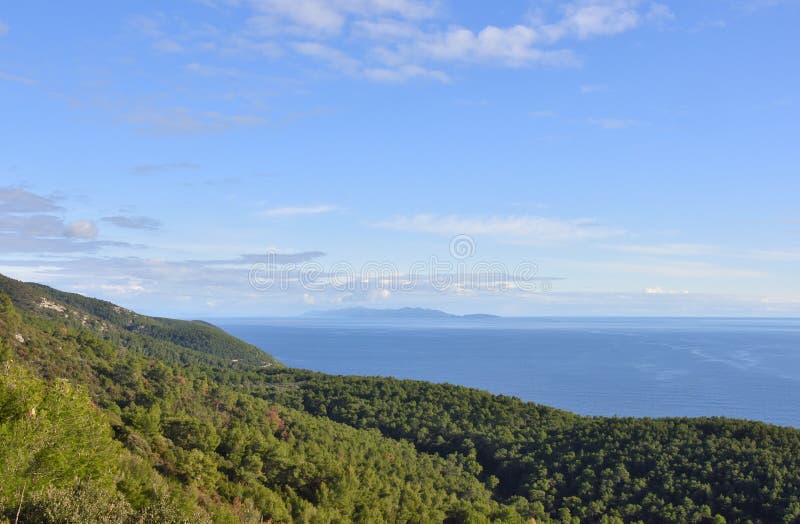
[[1, 0, 798, 317]]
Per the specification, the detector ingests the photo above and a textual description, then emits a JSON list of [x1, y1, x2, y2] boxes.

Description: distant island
[[305, 306, 500, 319]]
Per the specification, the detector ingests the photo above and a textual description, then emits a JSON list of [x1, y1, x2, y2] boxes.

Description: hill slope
[[1, 273, 800, 523], [0, 273, 280, 368]]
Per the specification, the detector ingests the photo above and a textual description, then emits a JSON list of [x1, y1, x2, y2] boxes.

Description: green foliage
[[0, 293, 21, 361], [261, 370, 800, 522], [18, 483, 133, 524], [0, 363, 120, 498]]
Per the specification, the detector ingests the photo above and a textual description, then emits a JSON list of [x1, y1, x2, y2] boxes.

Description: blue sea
[[216, 317, 800, 428]]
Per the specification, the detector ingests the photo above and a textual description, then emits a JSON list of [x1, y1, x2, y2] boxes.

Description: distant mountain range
[[305, 307, 500, 319]]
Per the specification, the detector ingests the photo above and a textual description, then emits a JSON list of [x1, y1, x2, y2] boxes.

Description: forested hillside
[[1, 273, 799, 523]]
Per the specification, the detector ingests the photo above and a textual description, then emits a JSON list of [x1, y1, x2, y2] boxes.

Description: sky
[[0, 0, 799, 317]]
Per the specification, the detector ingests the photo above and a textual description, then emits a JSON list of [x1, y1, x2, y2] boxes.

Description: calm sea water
[[216, 317, 800, 428]]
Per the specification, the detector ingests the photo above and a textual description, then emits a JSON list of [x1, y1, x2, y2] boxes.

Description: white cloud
[[0, 187, 61, 213], [540, 0, 672, 41], [369, 288, 392, 301], [0, 265, 64, 282], [580, 83, 606, 93], [420, 25, 535, 62], [0, 71, 36, 85], [589, 117, 639, 129], [610, 243, 717, 256], [126, 108, 266, 134], [760, 296, 800, 305], [363, 64, 448, 82], [0, 215, 64, 237], [96, 282, 148, 295], [185, 62, 243, 77], [293, 41, 362, 73], [153, 39, 185, 53], [353, 19, 421, 40], [134, 0, 670, 83], [247, 0, 436, 36], [248, 2, 345, 36], [102, 215, 162, 231], [377, 213, 623, 243], [549, 0, 643, 39], [746, 249, 800, 262], [644, 286, 689, 295], [63, 220, 98, 239], [132, 162, 200, 175], [292, 41, 448, 81], [737, 0, 792, 13], [0, 20, 8, 36], [595, 261, 766, 279], [411, 25, 580, 67], [128, 15, 188, 53], [380, 1, 671, 69], [259, 205, 340, 217]]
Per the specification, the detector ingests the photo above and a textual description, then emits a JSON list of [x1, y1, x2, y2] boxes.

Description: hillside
[[2, 274, 800, 523], [0, 274, 279, 368]]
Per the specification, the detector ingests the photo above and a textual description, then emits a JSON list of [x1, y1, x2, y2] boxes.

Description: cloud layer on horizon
[[376, 213, 624, 244]]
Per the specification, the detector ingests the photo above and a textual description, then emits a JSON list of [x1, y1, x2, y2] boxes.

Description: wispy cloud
[[126, 108, 266, 134], [201, 251, 326, 265], [0, 71, 36, 85], [541, 0, 672, 40], [593, 260, 766, 279], [184, 62, 243, 77], [396, 0, 672, 68], [0, 250, 327, 306], [745, 249, 800, 262], [102, 215, 162, 231], [0, 20, 8, 36], [644, 286, 689, 295], [132, 162, 200, 175], [363, 64, 448, 83], [0, 235, 128, 254], [293, 41, 362, 73], [529, 110, 558, 118], [245, 0, 437, 37], [128, 15, 187, 53], [737, 0, 793, 13], [609, 243, 718, 256], [377, 213, 623, 243], [589, 117, 639, 129], [398, 25, 577, 68], [259, 205, 340, 217], [580, 83, 606, 93], [0, 214, 64, 237], [0, 188, 62, 213]]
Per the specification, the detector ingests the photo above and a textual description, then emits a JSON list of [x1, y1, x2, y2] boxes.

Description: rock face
[[14, 333, 24, 343], [38, 297, 66, 312]]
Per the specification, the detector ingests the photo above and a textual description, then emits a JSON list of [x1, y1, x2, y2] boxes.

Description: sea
[[216, 317, 800, 428]]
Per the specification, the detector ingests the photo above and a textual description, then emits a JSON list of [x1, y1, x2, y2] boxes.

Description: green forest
[[1, 272, 799, 523]]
